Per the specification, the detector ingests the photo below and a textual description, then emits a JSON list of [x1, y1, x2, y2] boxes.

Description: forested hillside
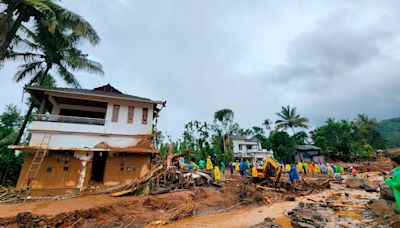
[[377, 118, 400, 148]]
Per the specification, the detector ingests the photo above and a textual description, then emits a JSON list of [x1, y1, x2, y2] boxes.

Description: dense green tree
[[0, 0, 99, 61], [0, 104, 25, 185], [269, 131, 296, 163], [275, 105, 309, 134]]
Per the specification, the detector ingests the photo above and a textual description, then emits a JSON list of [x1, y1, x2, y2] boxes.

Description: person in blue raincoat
[[289, 164, 299, 185]]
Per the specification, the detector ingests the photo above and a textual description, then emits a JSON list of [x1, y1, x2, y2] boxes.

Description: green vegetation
[[1, 1, 103, 145], [311, 114, 385, 161], [0, 105, 25, 186], [1, 0, 99, 61], [377, 118, 400, 148], [160, 107, 386, 164]]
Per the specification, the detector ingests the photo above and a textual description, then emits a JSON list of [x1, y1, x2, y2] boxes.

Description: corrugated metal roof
[[295, 145, 321, 151]]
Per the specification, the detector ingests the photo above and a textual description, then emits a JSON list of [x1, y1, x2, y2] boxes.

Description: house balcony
[[33, 114, 105, 125]]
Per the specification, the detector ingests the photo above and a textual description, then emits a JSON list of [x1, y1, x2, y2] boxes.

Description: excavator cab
[[252, 155, 282, 186]]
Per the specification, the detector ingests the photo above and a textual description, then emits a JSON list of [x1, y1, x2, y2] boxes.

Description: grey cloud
[[1, 1, 400, 139]]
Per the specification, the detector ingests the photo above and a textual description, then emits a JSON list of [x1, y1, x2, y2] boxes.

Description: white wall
[[104, 101, 153, 135], [30, 94, 156, 149], [29, 131, 143, 148]]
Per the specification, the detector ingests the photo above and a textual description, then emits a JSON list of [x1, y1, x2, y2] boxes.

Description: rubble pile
[[289, 201, 372, 228], [249, 217, 282, 228]]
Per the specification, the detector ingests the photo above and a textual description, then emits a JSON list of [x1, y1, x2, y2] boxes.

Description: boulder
[[380, 181, 395, 201]]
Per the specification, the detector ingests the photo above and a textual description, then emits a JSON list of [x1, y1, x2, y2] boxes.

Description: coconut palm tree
[[275, 105, 309, 135], [0, 0, 99, 61], [5, 23, 103, 145], [263, 118, 272, 133]]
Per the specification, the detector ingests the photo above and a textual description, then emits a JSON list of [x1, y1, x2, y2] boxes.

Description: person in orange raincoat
[[309, 162, 315, 177]]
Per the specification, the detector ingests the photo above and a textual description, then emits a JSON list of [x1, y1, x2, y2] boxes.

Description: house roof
[[25, 84, 165, 105], [229, 135, 259, 143], [295, 145, 321, 151]]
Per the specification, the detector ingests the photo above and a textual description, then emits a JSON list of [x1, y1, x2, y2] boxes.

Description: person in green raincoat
[[245, 159, 250, 169], [385, 156, 400, 209], [335, 164, 342, 174], [199, 159, 206, 170], [220, 161, 226, 174]]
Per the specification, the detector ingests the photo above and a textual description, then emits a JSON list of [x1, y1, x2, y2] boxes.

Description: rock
[[345, 178, 363, 188], [383, 213, 391, 220], [296, 222, 316, 228], [319, 202, 328, 207], [285, 196, 296, 201], [312, 214, 325, 222], [299, 202, 305, 208], [380, 182, 395, 201], [16, 212, 32, 225]]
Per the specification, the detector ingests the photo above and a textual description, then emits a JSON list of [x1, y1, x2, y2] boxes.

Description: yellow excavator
[[252, 155, 282, 186]]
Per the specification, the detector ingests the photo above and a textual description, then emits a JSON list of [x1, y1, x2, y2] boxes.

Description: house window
[[142, 108, 148, 125], [127, 106, 134, 124], [112, 105, 120, 122], [47, 166, 52, 172], [63, 166, 69, 172], [239, 145, 242, 150]]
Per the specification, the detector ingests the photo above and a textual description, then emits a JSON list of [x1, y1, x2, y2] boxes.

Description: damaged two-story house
[[11, 84, 165, 196]]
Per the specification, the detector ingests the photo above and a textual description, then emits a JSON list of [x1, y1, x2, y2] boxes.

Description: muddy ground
[[0, 157, 396, 227]]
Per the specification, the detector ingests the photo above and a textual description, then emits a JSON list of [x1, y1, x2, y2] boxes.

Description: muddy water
[[163, 179, 381, 228], [163, 191, 329, 228]]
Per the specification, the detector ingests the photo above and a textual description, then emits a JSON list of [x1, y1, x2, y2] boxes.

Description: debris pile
[[0, 186, 15, 202], [249, 217, 282, 228]]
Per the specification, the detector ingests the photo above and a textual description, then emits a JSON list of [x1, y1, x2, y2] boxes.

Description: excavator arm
[[252, 156, 282, 185]]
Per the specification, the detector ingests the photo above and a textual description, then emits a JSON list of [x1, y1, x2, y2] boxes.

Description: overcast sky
[[1, 0, 400, 139]]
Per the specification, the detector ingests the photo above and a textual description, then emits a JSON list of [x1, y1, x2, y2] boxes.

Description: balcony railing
[[33, 114, 105, 125]]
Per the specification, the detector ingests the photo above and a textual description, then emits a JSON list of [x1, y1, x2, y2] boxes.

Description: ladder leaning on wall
[[15, 134, 52, 203]]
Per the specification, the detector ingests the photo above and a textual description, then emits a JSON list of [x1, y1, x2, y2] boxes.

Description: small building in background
[[12, 84, 165, 196], [294, 145, 324, 163], [230, 135, 273, 162]]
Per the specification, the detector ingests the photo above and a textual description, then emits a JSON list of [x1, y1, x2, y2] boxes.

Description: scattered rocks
[[249, 217, 281, 228]]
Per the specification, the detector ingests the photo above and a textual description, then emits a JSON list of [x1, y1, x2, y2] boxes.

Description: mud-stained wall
[[103, 153, 151, 187], [16, 151, 93, 196]]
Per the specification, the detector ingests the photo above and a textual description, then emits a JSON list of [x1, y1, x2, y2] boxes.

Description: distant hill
[[377, 117, 400, 148]]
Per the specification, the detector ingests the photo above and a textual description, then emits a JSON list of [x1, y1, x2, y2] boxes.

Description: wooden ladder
[[15, 135, 52, 203]]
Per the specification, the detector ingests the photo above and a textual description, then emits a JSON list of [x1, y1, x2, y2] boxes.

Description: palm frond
[[14, 61, 43, 82], [56, 64, 80, 88], [4, 51, 43, 62], [47, 1, 100, 45], [26, 0, 57, 33]]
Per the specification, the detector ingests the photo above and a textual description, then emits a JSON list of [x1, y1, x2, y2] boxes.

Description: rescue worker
[[220, 161, 226, 174], [303, 162, 309, 176], [309, 162, 314, 177], [206, 156, 213, 171], [336, 164, 342, 174], [289, 164, 300, 185], [214, 166, 221, 181], [297, 161, 303, 173], [245, 159, 250, 169], [239, 160, 246, 176], [179, 156, 185, 169], [314, 163, 320, 173], [235, 161, 240, 173], [199, 159, 206, 170], [229, 161, 234, 175], [285, 163, 291, 172], [351, 167, 357, 177], [385, 156, 400, 209]]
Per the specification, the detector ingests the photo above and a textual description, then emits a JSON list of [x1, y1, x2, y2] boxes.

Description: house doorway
[[91, 151, 108, 182]]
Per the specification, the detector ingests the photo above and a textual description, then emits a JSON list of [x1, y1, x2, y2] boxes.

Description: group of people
[[177, 154, 358, 184]]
